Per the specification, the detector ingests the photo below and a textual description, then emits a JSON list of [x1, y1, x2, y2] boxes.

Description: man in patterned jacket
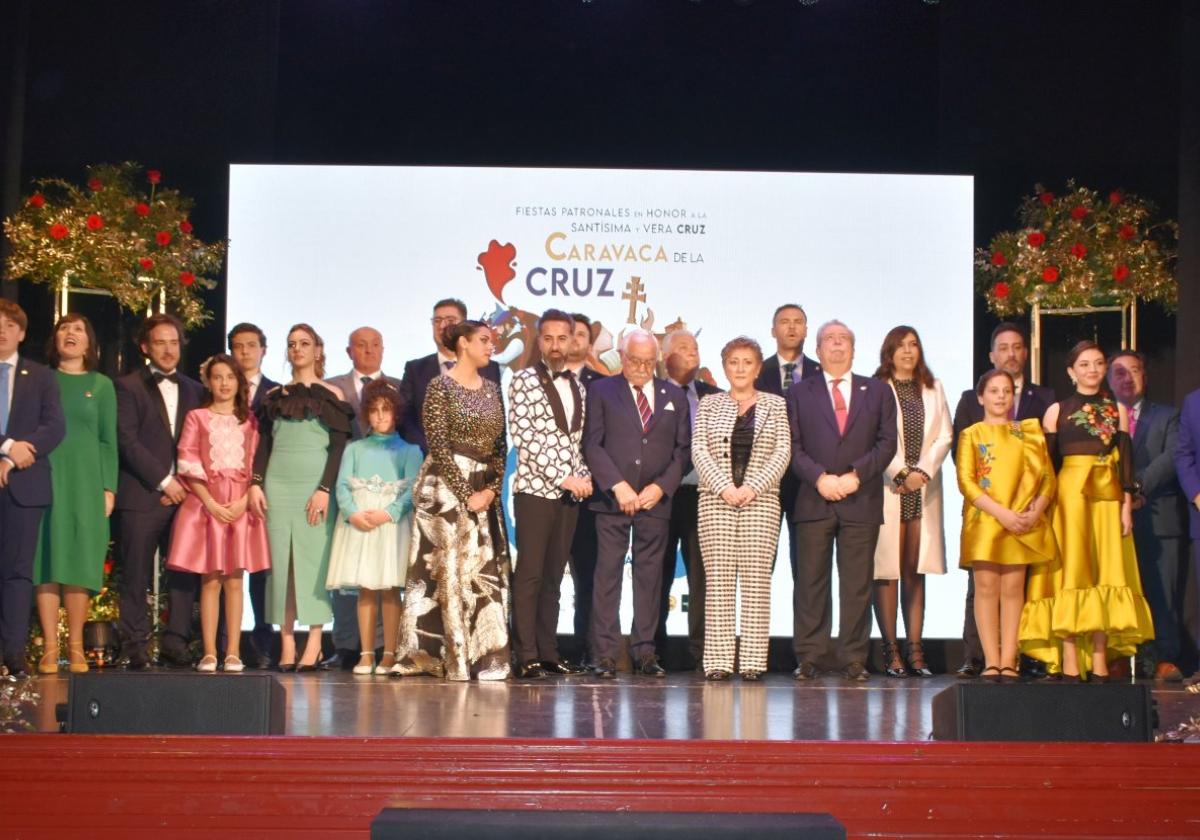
[[508, 309, 593, 679]]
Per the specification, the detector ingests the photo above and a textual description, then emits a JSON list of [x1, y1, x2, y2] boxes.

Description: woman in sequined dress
[[391, 320, 511, 681]]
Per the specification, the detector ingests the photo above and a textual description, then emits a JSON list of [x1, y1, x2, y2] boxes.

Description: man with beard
[[508, 310, 593, 678]]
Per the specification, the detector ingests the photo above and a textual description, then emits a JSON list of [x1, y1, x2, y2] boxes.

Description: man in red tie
[[786, 320, 897, 681], [583, 329, 691, 679]]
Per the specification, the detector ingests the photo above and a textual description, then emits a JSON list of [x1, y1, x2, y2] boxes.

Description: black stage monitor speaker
[[931, 681, 1155, 742], [66, 672, 285, 735], [371, 810, 845, 839]]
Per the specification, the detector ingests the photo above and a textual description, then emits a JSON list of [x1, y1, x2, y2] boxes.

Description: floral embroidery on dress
[[1068, 399, 1119, 444], [207, 412, 247, 472], [976, 442, 995, 490], [1008, 422, 1025, 440], [347, 474, 412, 496]]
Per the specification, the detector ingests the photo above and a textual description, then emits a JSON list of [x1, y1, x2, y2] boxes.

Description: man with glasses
[[583, 329, 691, 678], [399, 298, 501, 453]]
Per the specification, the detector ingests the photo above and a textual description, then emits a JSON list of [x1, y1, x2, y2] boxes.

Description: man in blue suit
[[584, 328, 690, 678], [1173, 384, 1200, 681], [787, 319, 897, 681], [0, 300, 65, 678]]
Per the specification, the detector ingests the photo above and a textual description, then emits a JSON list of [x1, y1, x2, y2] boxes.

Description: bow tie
[[552, 370, 575, 380], [153, 371, 179, 385]]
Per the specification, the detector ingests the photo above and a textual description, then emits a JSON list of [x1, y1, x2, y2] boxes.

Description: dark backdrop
[[1, 0, 1194, 403]]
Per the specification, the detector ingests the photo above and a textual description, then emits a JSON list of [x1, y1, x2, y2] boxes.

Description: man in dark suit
[[114, 313, 204, 669], [565, 313, 603, 665], [399, 298, 501, 453], [950, 321, 1055, 677], [228, 322, 277, 668], [788, 319, 897, 681], [1174, 386, 1200, 681], [584, 328, 690, 678], [324, 325, 404, 669], [654, 329, 720, 669], [0, 300, 65, 678], [1109, 351, 1189, 681], [755, 303, 822, 588]]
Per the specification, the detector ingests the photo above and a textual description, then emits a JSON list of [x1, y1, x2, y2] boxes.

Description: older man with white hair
[[583, 329, 691, 678]]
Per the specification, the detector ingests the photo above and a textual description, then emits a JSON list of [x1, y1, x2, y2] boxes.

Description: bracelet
[[317, 484, 330, 494]]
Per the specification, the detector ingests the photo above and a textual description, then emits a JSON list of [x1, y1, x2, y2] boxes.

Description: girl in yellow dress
[[957, 370, 1058, 681], [1021, 341, 1153, 681]]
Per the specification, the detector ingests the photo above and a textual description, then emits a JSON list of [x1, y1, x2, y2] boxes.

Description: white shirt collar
[[0, 351, 18, 367], [822, 368, 851, 386], [354, 369, 380, 381]]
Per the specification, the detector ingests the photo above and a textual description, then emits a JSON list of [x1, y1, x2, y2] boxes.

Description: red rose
[[103, 559, 114, 575], [49, 223, 69, 240], [179, 271, 196, 287], [147, 170, 162, 185], [87, 177, 103, 192], [1042, 266, 1059, 283], [1070, 206, 1089, 220], [135, 202, 150, 217], [155, 230, 172, 246], [1109, 190, 1122, 206], [1039, 192, 1054, 205], [1027, 231, 1046, 248], [991, 251, 1007, 266], [28, 192, 45, 208], [86, 214, 104, 231], [1070, 242, 1087, 259], [1113, 264, 1130, 282], [179, 219, 193, 234], [994, 282, 1010, 299], [1118, 224, 1135, 241], [138, 257, 154, 271]]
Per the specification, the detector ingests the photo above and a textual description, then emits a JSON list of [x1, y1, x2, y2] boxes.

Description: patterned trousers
[[697, 490, 780, 674]]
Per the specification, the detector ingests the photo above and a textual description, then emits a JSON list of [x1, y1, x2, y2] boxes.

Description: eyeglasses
[[624, 356, 656, 370], [431, 316, 461, 326]]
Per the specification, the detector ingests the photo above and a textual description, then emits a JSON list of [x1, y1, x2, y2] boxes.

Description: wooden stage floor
[[16, 669, 1200, 740]]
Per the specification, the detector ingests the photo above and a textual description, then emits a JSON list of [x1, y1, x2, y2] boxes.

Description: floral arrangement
[[3, 162, 226, 327], [974, 181, 1178, 317]]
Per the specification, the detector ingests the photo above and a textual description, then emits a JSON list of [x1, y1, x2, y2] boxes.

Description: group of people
[[0, 294, 1196, 686]]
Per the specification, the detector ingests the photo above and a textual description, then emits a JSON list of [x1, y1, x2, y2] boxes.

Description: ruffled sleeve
[[176, 410, 207, 483], [313, 384, 354, 491]]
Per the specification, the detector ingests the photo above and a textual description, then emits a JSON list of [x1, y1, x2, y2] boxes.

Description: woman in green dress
[[33, 314, 118, 674], [248, 324, 353, 671]]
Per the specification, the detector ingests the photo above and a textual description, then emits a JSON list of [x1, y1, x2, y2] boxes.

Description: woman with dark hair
[[1022, 341, 1154, 681], [248, 324, 354, 672], [326, 379, 422, 675], [166, 354, 270, 672], [392, 320, 511, 680], [956, 369, 1057, 681], [32, 314, 117, 674], [871, 326, 953, 677]]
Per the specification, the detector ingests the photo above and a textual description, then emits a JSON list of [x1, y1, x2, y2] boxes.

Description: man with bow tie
[[583, 328, 691, 678], [508, 309, 593, 679], [114, 313, 204, 669], [0, 300, 65, 678]]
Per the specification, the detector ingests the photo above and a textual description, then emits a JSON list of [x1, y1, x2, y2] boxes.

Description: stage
[[5, 670, 1200, 838]]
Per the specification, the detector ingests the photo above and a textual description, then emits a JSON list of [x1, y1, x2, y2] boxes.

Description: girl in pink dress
[[166, 354, 271, 672]]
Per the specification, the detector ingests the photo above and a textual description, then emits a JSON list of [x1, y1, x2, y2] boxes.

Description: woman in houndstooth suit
[[692, 337, 792, 680]]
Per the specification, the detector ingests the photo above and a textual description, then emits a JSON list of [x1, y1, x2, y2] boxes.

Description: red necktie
[[636, 388, 652, 432], [831, 378, 848, 435]]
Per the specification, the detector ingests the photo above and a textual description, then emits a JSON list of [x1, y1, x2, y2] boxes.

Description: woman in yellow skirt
[[1021, 341, 1154, 681], [956, 370, 1057, 681]]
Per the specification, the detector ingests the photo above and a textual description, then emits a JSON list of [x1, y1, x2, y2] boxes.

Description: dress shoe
[[635, 655, 667, 677], [295, 660, 320, 673], [3, 658, 30, 679], [705, 670, 731, 681], [955, 660, 981, 679], [1155, 661, 1184, 682], [224, 655, 245, 673], [999, 666, 1020, 683], [793, 661, 818, 680], [159, 646, 193, 669], [320, 649, 354, 671], [1019, 654, 1047, 680], [196, 655, 218, 673], [516, 661, 548, 679], [542, 659, 588, 676], [842, 661, 869, 682], [739, 671, 762, 682], [593, 658, 617, 679], [277, 661, 297, 673], [121, 652, 151, 671]]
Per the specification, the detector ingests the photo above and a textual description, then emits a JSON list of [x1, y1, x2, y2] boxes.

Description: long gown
[[1019, 391, 1155, 674], [33, 371, 118, 592], [165, 408, 270, 575], [393, 375, 511, 681], [252, 383, 354, 626]]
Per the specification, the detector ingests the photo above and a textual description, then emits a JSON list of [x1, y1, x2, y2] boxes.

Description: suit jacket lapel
[[9, 356, 30, 425], [646, 379, 671, 432], [813, 376, 840, 435], [142, 368, 172, 436], [534, 364, 570, 434], [842, 374, 867, 436]]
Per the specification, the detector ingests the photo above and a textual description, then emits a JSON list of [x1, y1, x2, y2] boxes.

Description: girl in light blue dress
[[326, 380, 423, 675]]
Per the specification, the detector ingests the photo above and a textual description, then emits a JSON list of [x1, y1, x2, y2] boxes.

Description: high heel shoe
[[905, 641, 934, 677], [296, 648, 323, 673], [67, 644, 89, 674], [881, 640, 907, 678], [353, 651, 375, 676], [37, 650, 60, 675]]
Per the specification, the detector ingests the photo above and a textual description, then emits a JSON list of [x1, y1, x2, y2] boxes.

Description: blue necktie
[[0, 362, 10, 436]]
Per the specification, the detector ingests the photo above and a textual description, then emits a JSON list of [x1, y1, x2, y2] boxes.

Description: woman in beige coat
[[871, 326, 953, 677]]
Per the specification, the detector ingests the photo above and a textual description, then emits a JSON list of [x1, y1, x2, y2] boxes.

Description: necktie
[[1129, 406, 1138, 439], [153, 371, 179, 384], [0, 362, 10, 436], [360, 375, 372, 387], [782, 362, 797, 388], [636, 388, 652, 432], [831, 378, 848, 435]]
